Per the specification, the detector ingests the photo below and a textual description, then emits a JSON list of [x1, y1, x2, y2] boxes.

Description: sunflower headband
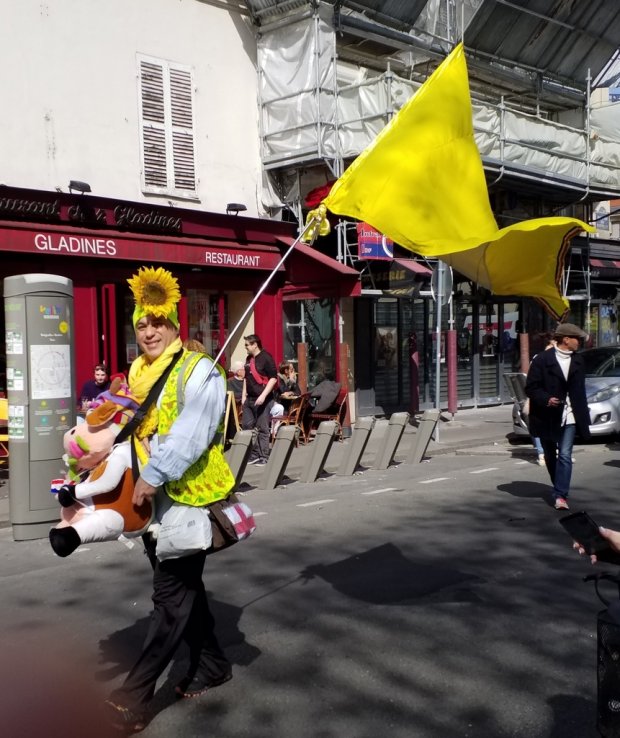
[[128, 266, 181, 328]]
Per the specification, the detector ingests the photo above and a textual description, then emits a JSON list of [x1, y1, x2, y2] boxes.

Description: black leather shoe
[[103, 700, 147, 733], [175, 670, 232, 699]]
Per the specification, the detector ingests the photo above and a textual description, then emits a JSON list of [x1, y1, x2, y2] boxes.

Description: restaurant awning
[[590, 257, 620, 279], [278, 237, 361, 298], [392, 258, 432, 276], [361, 257, 431, 297], [0, 219, 286, 272]]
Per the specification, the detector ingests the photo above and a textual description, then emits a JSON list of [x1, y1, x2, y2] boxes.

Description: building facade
[[0, 0, 360, 402], [249, 0, 620, 414]]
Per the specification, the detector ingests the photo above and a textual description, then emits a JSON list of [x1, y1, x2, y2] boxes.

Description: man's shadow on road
[[497, 481, 556, 507], [301, 542, 481, 605], [96, 592, 260, 718]]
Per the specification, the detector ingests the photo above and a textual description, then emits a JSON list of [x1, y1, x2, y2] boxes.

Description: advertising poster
[[375, 327, 398, 369]]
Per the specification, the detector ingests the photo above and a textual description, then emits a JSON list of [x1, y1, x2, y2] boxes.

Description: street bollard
[[260, 424, 299, 490], [406, 409, 440, 464], [299, 421, 337, 483], [225, 429, 255, 488], [336, 417, 376, 476], [372, 412, 410, 470]]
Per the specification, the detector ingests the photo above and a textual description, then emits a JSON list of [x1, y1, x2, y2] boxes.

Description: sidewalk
[[0, 404, 525, 529]]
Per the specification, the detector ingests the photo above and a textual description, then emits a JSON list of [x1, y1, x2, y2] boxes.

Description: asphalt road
[[1, 444, 619, 738]]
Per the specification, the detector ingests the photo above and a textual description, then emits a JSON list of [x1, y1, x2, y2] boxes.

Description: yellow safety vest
[[158, 350, 235, 506]]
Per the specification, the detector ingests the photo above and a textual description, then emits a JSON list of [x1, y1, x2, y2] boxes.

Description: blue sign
[[357, 223, 393, 259]]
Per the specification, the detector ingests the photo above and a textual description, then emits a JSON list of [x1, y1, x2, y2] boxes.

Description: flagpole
[[202, 214, 322, 386], [434, 261, 445, 441]]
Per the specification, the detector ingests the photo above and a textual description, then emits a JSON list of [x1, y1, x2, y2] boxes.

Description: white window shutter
[[169, 66, 196, 192], [138, 56, 196, 196], [139, 60, 168, 190]]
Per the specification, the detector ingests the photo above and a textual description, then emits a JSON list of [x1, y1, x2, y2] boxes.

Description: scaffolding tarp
[[259, 14, 620, 197]]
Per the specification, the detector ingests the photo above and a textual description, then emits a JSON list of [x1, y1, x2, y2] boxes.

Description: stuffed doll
[[49, 377, 153, 557]]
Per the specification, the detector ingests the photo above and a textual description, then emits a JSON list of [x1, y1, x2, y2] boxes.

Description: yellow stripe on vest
[[159, 350, 235, 506]]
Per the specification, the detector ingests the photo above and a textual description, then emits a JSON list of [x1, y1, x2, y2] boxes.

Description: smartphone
[[560, 511, 610, 555]]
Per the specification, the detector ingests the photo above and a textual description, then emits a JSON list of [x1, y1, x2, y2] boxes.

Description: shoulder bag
[[207, 493, 256, 555]]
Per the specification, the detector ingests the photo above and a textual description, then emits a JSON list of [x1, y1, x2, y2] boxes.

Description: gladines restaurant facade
[[0, 186, 360, 397]]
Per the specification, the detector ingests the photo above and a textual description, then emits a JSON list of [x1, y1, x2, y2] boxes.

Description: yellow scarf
[[128, 337, 183, 440]]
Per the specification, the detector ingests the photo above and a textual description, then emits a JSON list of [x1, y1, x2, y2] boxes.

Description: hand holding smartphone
[[560, 511, 620, 565]]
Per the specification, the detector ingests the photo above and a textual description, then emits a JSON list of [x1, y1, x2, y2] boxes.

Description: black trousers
[[112, 536, 230, 710], [242, 398, 272, 460]]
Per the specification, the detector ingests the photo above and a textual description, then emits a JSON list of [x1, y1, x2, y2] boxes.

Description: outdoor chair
[[308, 387, 348, 442], [270, 393, 310, 446]]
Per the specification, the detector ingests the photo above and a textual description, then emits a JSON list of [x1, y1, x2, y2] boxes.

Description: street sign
[[430, 263, 453, 305]]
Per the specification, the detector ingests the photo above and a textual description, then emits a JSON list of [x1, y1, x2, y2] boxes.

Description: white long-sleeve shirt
[[140, 356, 226, 488], [554, 346, 575, 426]]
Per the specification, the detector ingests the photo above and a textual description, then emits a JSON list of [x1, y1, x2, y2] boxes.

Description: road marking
[[253, 511, 268, 517], [362, 487, 397, 496], [297, 499, 336, 507], [469, 467, 499, 474], [514, 460, 529, 465], [419, 477, 450, 484]]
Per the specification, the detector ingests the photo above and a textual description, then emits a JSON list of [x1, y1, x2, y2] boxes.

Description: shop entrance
[[355, 296, 426, 416], [470, 301, 521, 402]]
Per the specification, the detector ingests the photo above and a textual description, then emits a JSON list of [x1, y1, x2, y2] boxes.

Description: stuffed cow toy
[[49, 378, 153, 557]]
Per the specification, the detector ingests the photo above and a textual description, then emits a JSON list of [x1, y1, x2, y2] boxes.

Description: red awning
[[0, 219, 285, 272], [590, 258, 620, 267], [278, 237, 361, 298], [392, 258, 432, 276]]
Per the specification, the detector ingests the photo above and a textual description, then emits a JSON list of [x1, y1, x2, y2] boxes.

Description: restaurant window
[[137, 55, 197, 198], [187, 290, 228, 359], [283, 299, 335, 387], [123, 293, 139, 371]]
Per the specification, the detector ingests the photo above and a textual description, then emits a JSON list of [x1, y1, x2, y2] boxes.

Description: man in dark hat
[[525, 322, 590, 511]]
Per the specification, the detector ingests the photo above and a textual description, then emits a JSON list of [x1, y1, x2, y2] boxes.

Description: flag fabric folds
[[321, 43, 594, 319], [442, 219, 586, 319], [324, 43, 498, 254]]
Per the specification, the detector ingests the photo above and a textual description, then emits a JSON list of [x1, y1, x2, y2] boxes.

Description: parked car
[[505, 345, 620, 438], [582, 345, 620, 436]]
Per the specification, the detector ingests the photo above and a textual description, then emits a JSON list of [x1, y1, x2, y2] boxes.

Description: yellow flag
[[324, 43, 498, 253], [321, 42, 594, 320], [444, 219, 589, 319]]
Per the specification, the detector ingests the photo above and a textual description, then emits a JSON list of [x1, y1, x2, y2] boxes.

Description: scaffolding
[[257, 1, 620, 306]]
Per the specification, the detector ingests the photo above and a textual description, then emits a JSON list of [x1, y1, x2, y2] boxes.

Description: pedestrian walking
[[104, 266, 235, 733], [242, 334, 278, 464], [528, 332, 555, 466], [525, 322, 590, 510]]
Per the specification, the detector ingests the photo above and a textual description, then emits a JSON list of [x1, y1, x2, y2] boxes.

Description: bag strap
[[116, 348, 184, 445], [249, 357, 269, 386], [175, 352, 202, 413], [130, 434, 140, 483]]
